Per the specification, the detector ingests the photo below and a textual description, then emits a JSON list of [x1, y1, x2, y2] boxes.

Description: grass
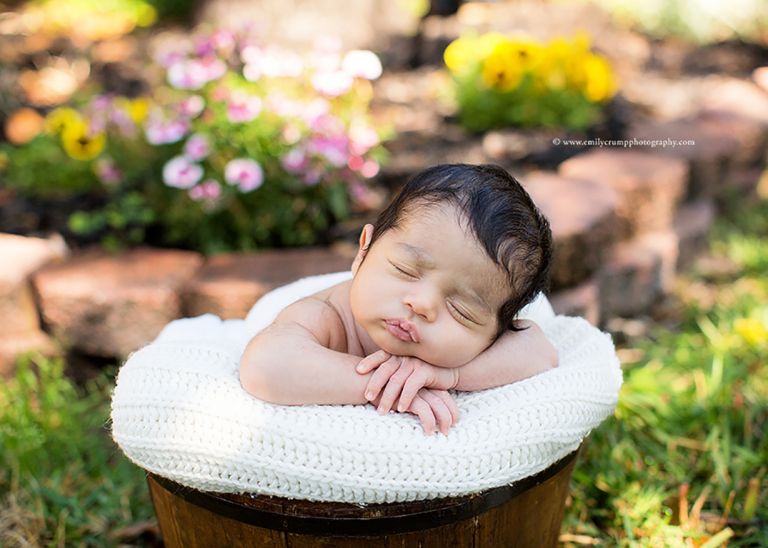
[[0, 358, 154, 546], [562, 190, 768, 546], [0, 191, 766, 546]]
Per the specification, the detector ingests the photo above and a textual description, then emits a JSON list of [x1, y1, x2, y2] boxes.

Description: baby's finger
[[356, 350, 390, 374], [409, 396, 437, 436], [397, 373, 426, 413], [377, 362, 411, 414], [365, 358, 400, 401], [420, 390, 453, 435], [433, 390, 461, 424]]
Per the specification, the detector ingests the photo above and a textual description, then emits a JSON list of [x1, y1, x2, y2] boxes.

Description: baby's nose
[[403, 291, 438, 322]]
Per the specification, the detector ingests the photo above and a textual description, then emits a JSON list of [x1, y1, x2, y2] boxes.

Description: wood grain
[[146, 450, 578, 547]]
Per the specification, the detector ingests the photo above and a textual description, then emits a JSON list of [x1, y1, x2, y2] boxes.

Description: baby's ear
[[351, 224, 374, 276]]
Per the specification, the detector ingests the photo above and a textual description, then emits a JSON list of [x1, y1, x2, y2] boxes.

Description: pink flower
[[243, 62, 262, 82], [308, 112, 344, 135], [210, 85, 230, 102], [109, 107, 137, 137], [163, 156, 203, 189], [342, 50, 382, 80], [266, 93, 301, 117], [301, 98, 331, 126], [308, 135, 349, 167], [311, 70, 354, 96], [281, 148, 308, 172], [225, 158, 264, 192], [347, 155, 365, 172], [167, 58, 226, 90], [264, 49, 304, 77], [156, 49, 186, 69], [145, 112, 190, 145], [240, 44, 262, 65], [227, 92, 262, 123], [243, 48, 304, 81], [167, 60, 208, 90], [189, 178, 222, 201], [95, 157, 121, 185], [178, 95, 205, 118], [184, 133, 210, 161], [349, 122, 380, 155], [310, 36, 342, 72], [199, 57, 227, 81], [281, 123, 302, 144], [360, 159, 380, 178], [196, 30, 235, 57]]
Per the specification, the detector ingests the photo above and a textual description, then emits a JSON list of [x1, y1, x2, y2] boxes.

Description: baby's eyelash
[[448, 301, 474, 323], [390, 262, 417, 278]]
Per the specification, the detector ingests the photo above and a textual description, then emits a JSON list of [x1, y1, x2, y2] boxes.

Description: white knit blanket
[[111, 272, 622, 503]]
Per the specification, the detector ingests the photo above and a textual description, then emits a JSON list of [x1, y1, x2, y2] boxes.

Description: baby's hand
[[371, 387, 459, 435], [356, 351, 459, 415]]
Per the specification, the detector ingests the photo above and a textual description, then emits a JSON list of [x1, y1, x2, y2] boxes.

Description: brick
[[33, 247, 203, 358], [182, 247, 353, 319], [720, 168, 767, 204], [523, 171, 618, 289], [701, 78, 768, 126], [627, 116, 739, 199], [696, 110, 768, 169], [558, 149, 688, 239], [674, 199, 715, 270], [0, 233, 69, 335], [548, 279, 600, 326], [636, 231, 679, 293], [597, 237, 664, 320]]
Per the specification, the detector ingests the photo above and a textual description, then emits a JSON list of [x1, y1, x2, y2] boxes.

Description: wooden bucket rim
[[147, 448, 579, 536]]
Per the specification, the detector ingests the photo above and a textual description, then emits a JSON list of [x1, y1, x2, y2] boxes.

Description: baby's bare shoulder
[[273, 296, 348, 352]]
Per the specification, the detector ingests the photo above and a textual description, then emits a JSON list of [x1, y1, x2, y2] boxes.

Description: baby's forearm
[[455, 320, 558, 392], [239, 324, 370, 405]]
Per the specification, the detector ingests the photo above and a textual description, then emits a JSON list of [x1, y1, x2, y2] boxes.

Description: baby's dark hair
[[368, 163, 553, 339]]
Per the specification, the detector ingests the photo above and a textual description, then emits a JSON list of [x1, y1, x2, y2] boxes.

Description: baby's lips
[[397, 319, 421, 342]]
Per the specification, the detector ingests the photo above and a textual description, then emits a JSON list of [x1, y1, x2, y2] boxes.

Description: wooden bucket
[[147, 449, 578, 547]]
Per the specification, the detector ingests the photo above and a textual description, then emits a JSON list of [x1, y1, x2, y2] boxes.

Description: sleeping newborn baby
[[239, 163, 559, 435]]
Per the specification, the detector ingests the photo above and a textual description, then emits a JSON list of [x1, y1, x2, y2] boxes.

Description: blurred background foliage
[[588, 0, 768, 46]]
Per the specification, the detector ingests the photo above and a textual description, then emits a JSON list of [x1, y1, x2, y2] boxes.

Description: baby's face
[[350, 203, 510, 368]]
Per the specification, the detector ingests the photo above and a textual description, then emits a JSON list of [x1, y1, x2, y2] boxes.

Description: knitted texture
[[111, 274, 622, 503]]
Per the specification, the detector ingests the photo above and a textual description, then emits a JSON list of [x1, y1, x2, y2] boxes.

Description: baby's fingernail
[[365, 391, 374, 400], [397, 405, 404, 412], [356, 364, 365, 372]]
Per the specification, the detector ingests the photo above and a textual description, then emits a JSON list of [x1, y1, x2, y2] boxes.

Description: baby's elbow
[[239, 352, 284, 404]]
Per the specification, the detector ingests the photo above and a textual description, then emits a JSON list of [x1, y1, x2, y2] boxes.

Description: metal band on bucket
[[148, 448, 579, 536]]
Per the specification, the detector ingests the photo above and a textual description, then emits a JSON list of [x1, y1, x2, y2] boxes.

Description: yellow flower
[[536, 47, 565, 90], [44, 107, 81, 135], [136, 4, 158, 27], [445, 32, 509, 76], [734, 317, 768, 347], [481, 39, 540, 91], [582, 54, 617, 102], [61, 118, 105, 161], [444, 36, 475, 75], [114, 97, 151, 124]]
